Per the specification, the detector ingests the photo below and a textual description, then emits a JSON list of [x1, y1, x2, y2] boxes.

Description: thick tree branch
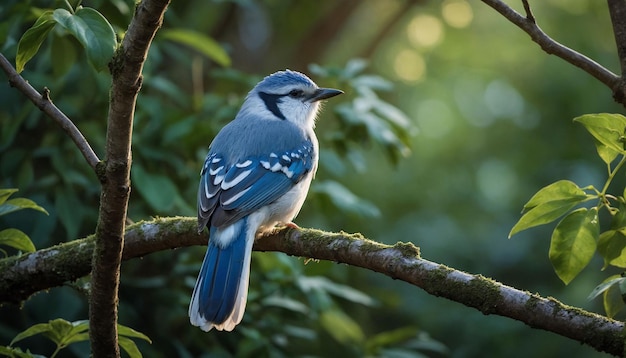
[[608, 0, 626, 104], [90, 0, 170, 356], [608, 0, 626, 75], [0, 53, 100, 169], [0, 217, 623, 356], [481, 0, 626, 106]]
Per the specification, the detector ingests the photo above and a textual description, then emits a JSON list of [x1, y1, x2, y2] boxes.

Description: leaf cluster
[[510, 113, 626, 317], [0, 188, 46, 257], [0, 319, 150, 358]]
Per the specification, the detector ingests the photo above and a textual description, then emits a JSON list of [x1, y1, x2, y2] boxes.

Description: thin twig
[[521, 0, 535, 23], [481, 0, 624, 106], [0, 217, 623, 356], [0, 53, 100, 169]]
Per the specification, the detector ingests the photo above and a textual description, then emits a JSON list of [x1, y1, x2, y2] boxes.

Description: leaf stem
[[601, 155, 626, 196], [50, 345, 61, 358], [63, 0, 74, 14]]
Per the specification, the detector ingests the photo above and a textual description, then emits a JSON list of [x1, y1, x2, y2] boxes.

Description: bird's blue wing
[[198, 141, 315, 229]]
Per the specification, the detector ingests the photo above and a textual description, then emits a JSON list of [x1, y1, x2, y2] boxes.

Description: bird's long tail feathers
[[189, 218, 254, 332]]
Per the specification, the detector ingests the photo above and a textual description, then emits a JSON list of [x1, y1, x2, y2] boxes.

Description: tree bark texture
[[1, 217, 623, 356], [89, 0, 170, 357]]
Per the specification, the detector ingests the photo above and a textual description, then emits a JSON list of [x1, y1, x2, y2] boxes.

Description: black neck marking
[[258, 92, 286, 120]]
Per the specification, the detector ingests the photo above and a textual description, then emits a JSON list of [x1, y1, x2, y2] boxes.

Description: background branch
[[481, 0, 626, 106], [0, 217, 622, 356], [90, 0, 170, 356], [0, 53, 100, 169], [607, 0, 626, 103]]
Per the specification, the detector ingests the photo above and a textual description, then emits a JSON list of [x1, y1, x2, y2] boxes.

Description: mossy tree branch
[[0, 217, 623, 356]]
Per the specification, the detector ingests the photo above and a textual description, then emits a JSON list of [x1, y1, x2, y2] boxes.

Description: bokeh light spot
[[442, 0, 473, 28], [394, 49, 426, 82], [408, 14, 444, 48]]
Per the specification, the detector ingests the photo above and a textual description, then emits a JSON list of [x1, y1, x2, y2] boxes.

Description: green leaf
[[365, 327, 419, 354], [592, 138, 620, 165], [0, 228, 36, 253], [44, 318, 73, 345], [601, 275, 626, 318], [574, 113, 626, 155], [312, 180, 380, 218], [588, 276, 625, 300], [118, 337, 143, 358], [0, 198, 49, 217], [53, 7, 116, 71], [160, 29, 231, 67], [523, 180, 589, 209], [298, 276, 376, 306], [262, 295, 309, 314], [60, 320, 90, 346], [10, 322, 53, 345], [117, 324, 151, 358], [0, 346, 40, 358], [597, 229, 626, 269], [118, 324, 152, 343], [0, 188, 18, 205], [132, 166, 181, 213], [509, 180, 591, 237], [319, 309, 364, 343], [549, 208, 599, 284], [51, 34, 78, 77], [16, 10, 56, 73]]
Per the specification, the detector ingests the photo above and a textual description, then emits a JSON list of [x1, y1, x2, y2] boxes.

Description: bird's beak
[[308, 88, 344, 102]]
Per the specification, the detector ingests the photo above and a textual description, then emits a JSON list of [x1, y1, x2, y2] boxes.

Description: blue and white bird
[[189, 70, 343, 331]]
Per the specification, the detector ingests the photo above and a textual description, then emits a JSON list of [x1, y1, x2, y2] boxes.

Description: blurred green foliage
[[1, 0, 624, 357]]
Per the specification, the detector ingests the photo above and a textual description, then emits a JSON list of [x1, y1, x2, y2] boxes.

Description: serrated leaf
[[53, 7, 116, 71], [16, 10, 56, 73], [597, 229, 626, 269], [574, 113, 626, 155], [160, 29, 230, 67], [0, 228, 36, 253], [0, 198, 49, 217], [549, 208, 599, 284], [509, 180, 591, 237]]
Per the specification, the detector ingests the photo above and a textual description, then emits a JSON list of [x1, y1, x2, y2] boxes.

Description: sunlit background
[[1, 0, 624, 357]]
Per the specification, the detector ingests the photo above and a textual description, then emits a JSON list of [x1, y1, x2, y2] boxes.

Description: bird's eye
[[288, 89, 304, 98]]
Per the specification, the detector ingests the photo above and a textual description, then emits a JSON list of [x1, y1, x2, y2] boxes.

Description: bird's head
[[241, 70, 343, 128]]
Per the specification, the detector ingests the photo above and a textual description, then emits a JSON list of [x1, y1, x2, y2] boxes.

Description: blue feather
[[197, 219, 248, 325]]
